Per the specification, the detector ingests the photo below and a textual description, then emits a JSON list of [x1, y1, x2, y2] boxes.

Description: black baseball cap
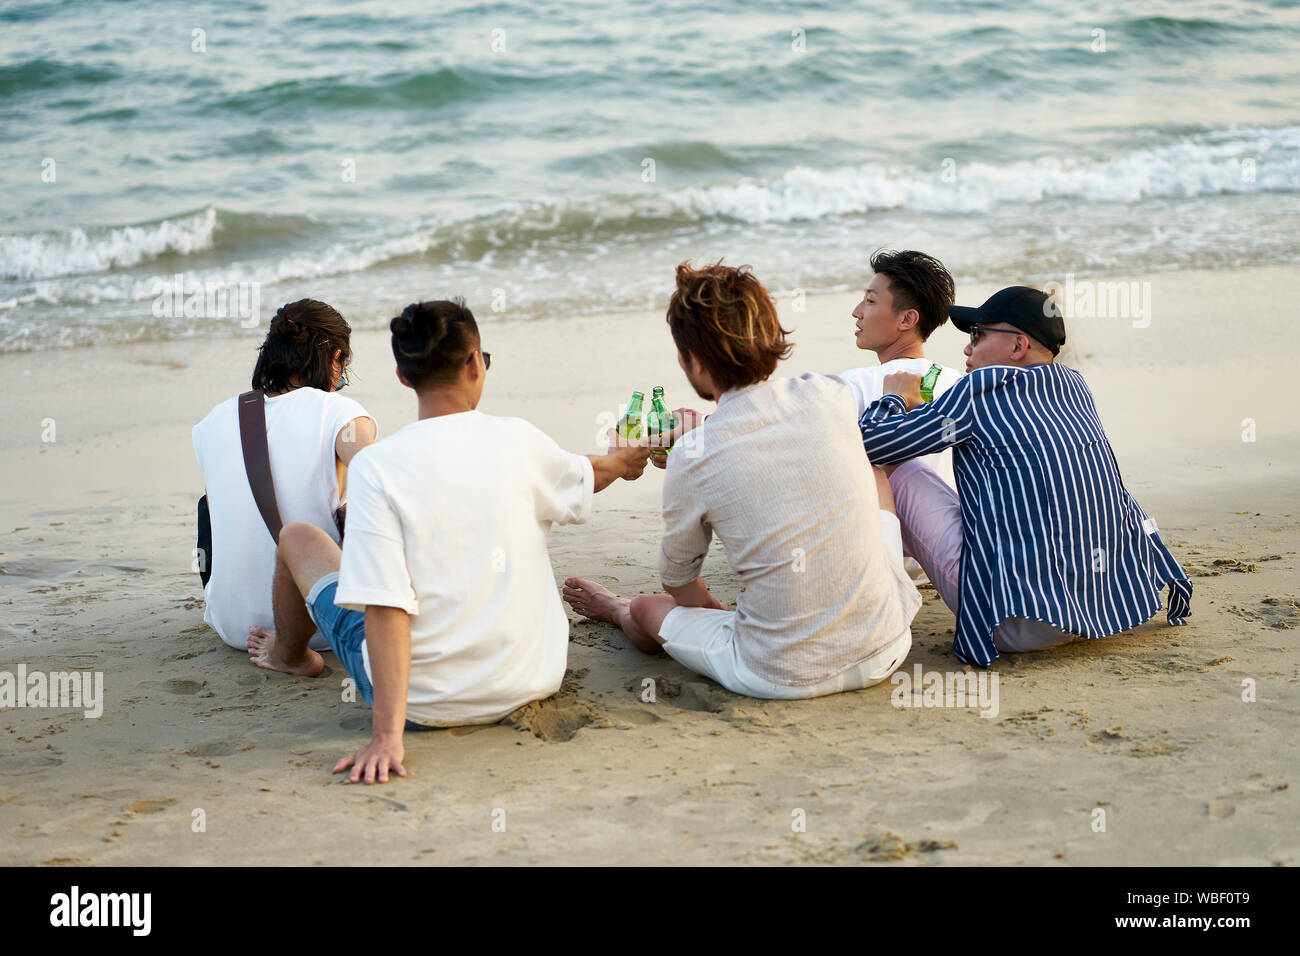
[[948, 286, 1066, 355]]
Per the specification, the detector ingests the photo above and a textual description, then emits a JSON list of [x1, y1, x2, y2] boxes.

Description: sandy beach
[[1, 265, 1296, 866]]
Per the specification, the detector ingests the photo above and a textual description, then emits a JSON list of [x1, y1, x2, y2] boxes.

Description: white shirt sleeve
[[327, 394, 377, 447], [658, 456, 712, 588], [526, 422, 595, 527], [932, 365, 963, 401], [837, 368, 880, 420], [335, 451, 417, 614]]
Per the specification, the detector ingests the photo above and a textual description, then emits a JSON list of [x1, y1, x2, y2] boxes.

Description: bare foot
[[246, 625, 274, 655], [246, 625, 324, 677], [563, 577, 630, 626]]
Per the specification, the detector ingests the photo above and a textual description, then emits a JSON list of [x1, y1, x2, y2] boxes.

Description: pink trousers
[[889, 460, 1075, 653]]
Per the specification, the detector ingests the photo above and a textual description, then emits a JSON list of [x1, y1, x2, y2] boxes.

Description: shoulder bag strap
[[238, 389, 283, 543]]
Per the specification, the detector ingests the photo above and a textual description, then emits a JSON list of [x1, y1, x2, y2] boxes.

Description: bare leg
[[628, 593, 679, 650], [563, 577, 677, 654], [247, 522, 341, 677], [247, 550, 315, 649]]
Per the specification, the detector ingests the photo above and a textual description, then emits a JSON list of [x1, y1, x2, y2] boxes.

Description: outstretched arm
[[334, 604, 409, 784], [587, 430, 653, 492]]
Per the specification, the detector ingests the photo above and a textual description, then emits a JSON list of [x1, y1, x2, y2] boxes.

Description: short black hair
[[869, 249, 956, 341], [390, 299, 480, 390]]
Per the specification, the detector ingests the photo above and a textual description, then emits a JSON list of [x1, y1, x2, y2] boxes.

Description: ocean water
[[1, 0, 1299, 351]]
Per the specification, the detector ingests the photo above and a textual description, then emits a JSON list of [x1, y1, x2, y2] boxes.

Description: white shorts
[[657, 511, 914, 700]]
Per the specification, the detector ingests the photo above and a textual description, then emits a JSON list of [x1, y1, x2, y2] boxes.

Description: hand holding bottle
[[882, 371, 924, 411], [609, 436, 652, 480], [650, 406, 705, 470]]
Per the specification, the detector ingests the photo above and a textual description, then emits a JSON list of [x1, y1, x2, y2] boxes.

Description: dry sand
[[1, 265, 1296, 865]]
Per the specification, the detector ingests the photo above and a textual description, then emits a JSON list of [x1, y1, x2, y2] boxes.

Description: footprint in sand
[[164, 678, 205, 695], [181, 739, 245, 757], [1228, 597, 1299, 630]]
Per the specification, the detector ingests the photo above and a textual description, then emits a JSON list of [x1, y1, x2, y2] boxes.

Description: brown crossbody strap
[[238, 389, 283, 543]]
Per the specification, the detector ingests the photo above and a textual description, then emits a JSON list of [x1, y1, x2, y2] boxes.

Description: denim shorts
[[305, 572, 434, 732]]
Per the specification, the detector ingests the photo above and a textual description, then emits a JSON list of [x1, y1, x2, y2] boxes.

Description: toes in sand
[[247, 632, 324, 678], [562, 577, 629, 625]]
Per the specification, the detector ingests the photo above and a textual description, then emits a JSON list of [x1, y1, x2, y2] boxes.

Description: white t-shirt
[[839, 358, 962, 489], [839, 358, 961, 584], [335, 411, 595, 727], [193, 388, 374, 650]]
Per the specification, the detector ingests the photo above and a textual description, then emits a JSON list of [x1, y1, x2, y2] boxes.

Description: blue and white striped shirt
[[860, 363, 1192, 667]]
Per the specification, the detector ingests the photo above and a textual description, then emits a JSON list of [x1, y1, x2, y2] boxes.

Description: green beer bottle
[[646, 385, 677, 456], [616, 390, 645, 439], [919, 363, 943, 404]]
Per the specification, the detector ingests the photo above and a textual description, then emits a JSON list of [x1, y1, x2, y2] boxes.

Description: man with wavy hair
[[564, 262, 920, 699]]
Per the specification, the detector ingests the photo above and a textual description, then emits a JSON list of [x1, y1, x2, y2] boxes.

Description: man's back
[[336, 410, 594, 725], [861, 362, 1191, 666], [660, 373, 919, 685]]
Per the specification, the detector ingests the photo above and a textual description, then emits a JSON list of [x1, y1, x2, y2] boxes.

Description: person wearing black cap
[[949, 285, 1067, 370], [858, 286, 1192, 668]]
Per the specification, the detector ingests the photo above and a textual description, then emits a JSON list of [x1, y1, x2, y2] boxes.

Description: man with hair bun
[[564, 262, 920, 700], [248, 298, 652, 784]]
